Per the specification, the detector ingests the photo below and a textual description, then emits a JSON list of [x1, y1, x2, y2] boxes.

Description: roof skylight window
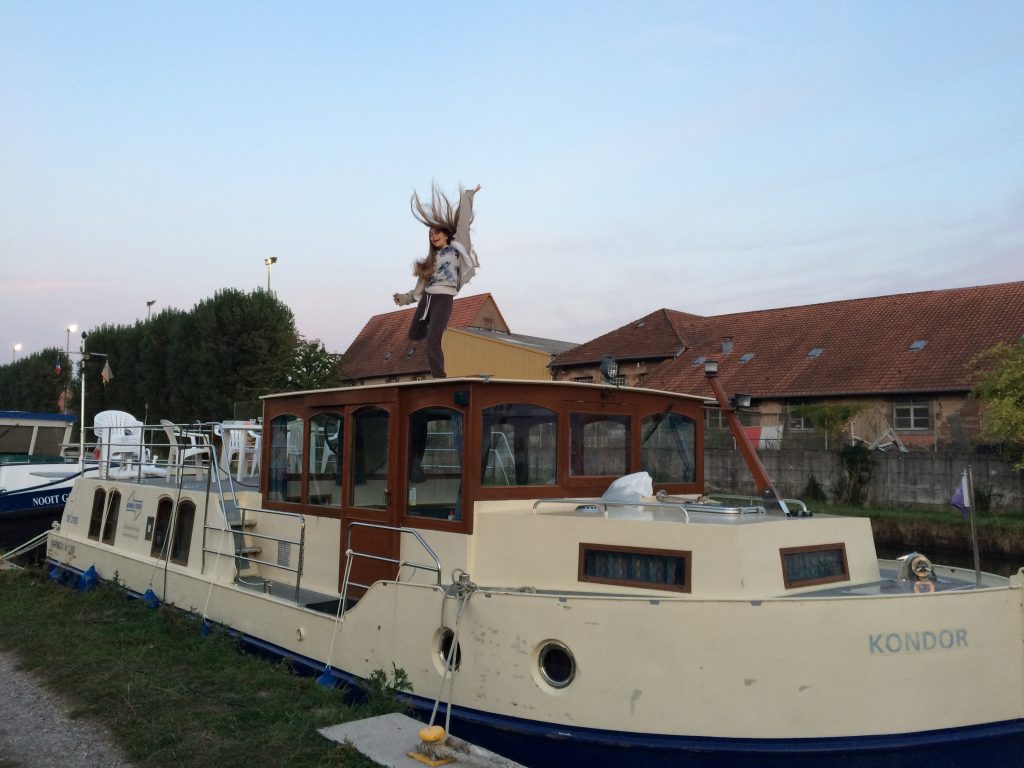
[[909, 340, 928, 351], [807, 348, 824, 358], [739, 353, 754, 363], [692, 356, 707, 365]]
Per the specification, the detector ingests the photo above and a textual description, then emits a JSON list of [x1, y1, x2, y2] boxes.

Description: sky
[[2, 1, 1023, 362]]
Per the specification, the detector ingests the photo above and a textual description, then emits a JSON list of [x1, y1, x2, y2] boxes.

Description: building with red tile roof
[[550, 282, 1024, 449], [343, 293, 577, 384]]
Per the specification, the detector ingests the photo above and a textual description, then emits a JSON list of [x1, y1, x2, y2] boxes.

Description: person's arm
[[453, 184, 480, 255], [393, 278, 426, 306]]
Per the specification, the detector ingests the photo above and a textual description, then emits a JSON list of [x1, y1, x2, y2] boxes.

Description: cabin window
[[407, 407, 464, 520], [641, 413, 696, 483], [170, 500, 196, 565], [894, 399, 930, 431], [151, 497, 174, 558], [268, 414, 303, 503], [579, 543, 691, 593], [88, 488, 106, 540], [101, 490, 121, 545], [350, 406, 389, 509], [780, 543, 849, 588], [481, 404, 557, 487], [308, 413, 343, 506], [570, 413, 630, 477]]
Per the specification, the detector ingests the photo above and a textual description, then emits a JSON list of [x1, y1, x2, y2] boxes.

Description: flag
[[54, 355, 61, 375], [101, 360, 113, 386], [951, 474, 970, 518]]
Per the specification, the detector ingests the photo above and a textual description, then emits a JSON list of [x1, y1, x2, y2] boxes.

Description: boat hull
[[44, 545, 1024, 768]]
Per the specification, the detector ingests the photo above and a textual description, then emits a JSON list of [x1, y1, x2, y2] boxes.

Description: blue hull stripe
[[47, 560, 1024, 768]]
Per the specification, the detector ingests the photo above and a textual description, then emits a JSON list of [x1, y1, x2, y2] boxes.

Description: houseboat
[[0, 410, 83, 548], [44, 377, 1024, 767]]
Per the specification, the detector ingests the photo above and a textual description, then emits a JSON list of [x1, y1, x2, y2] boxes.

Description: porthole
[[538, 642, 576, 689], [437, 627, 461, 670]]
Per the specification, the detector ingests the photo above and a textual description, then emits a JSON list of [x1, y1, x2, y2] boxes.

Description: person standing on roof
[[393, 183, 481, 378]]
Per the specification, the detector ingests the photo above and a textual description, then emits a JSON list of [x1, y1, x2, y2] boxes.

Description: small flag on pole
[[101, 360, 113, 386], [54, 356, 61, 375], [951, 473, 970, 518]]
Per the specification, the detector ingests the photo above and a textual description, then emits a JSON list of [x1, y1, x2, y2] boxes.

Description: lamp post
[[264, 257, 278, 291], [64, 324, 77, 414], [146, 300, 156, 319], [11, 343, 21, 363]]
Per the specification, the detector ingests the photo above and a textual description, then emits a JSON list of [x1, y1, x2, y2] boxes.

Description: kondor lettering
[[869, 629, 968, 655]]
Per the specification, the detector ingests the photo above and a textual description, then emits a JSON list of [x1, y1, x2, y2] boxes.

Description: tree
[[792, 402, 872, 504], [972, 339, 1024, 468], [287, 338, 345, 391]]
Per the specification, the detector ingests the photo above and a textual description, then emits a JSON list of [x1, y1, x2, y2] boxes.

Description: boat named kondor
[[44, 375, 1024, 767]]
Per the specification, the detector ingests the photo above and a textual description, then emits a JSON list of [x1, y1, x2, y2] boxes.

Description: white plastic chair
[[93, 410, 146, 479], [160, 420, 209, 481], [216, 422, 258, 481]]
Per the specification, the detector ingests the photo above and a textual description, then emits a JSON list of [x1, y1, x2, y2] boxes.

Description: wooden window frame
[[578, 542, 692, 593], [779, 542, 849, 589]]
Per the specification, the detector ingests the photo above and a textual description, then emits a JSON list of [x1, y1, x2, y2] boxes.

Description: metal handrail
[[531, 498, 691, 522], [701, 493, 809, 516], [344, 521, 443, 588]]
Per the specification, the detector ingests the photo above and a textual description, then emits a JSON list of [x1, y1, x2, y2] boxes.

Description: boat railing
[[531, 498, 691, 521], [696, 493, 810, 516], [202, 505, 306, 603], [343, 521, 443, 593]]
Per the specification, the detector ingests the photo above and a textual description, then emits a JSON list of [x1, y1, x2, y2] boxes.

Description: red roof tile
[[595, 282, 1024, 400], [549, 308, 699, 366]]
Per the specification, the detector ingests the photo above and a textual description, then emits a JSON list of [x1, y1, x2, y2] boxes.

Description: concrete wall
[[705, 448, 1024, 514]]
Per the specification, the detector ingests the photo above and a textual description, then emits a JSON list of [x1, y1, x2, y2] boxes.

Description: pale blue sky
[[3, 1, 1022, 361]]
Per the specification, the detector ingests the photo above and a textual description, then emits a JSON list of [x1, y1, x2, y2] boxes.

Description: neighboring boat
[[0, 411, 85, 548], [44, 378, 1024, 767]]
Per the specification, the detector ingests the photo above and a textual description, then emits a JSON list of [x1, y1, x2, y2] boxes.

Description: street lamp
[[11, 343, 21, 363], [264, 257, 278, 291], [146, 299, 156, 319], [64, 324, 77, 414]]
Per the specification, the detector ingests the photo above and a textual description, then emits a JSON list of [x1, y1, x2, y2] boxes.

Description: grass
[[817, 502, 1024, 559], [0, 567, 383, 768]]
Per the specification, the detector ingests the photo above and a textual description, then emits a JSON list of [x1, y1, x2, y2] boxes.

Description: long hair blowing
[[410, 184, 473, 279]]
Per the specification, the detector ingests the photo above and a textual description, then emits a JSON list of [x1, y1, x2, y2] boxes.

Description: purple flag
[[951, 477, 969, 518]]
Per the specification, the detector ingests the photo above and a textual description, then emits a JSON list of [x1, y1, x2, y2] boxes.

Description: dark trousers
[[407, 292, 453, 378]]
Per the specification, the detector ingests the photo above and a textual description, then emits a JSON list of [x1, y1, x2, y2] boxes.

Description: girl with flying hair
[[393, 183, 481, 378]]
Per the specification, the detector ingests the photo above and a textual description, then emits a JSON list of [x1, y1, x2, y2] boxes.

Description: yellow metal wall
[[442, 329, 553, 380]]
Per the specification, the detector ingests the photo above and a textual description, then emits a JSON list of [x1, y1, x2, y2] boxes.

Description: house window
[[573, 376, 594, 383], [894, 399, 930, 431], [609, 375, 627, 386], [788, 402, 815, 431], [706, 408, 727, 430]]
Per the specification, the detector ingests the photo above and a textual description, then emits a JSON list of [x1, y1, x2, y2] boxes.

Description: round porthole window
[[538, 642, 576, 689], [437, 627, 462, 670]]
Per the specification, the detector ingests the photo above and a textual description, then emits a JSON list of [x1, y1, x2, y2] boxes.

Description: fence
[[705, 448, 1024, 513]]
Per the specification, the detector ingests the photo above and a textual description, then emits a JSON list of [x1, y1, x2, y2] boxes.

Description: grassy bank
[[0, 568, 380, 768], [821, 503, 1024, 560]]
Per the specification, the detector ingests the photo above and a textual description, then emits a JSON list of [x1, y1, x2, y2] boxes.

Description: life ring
[[913, 580, 935, 594]]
